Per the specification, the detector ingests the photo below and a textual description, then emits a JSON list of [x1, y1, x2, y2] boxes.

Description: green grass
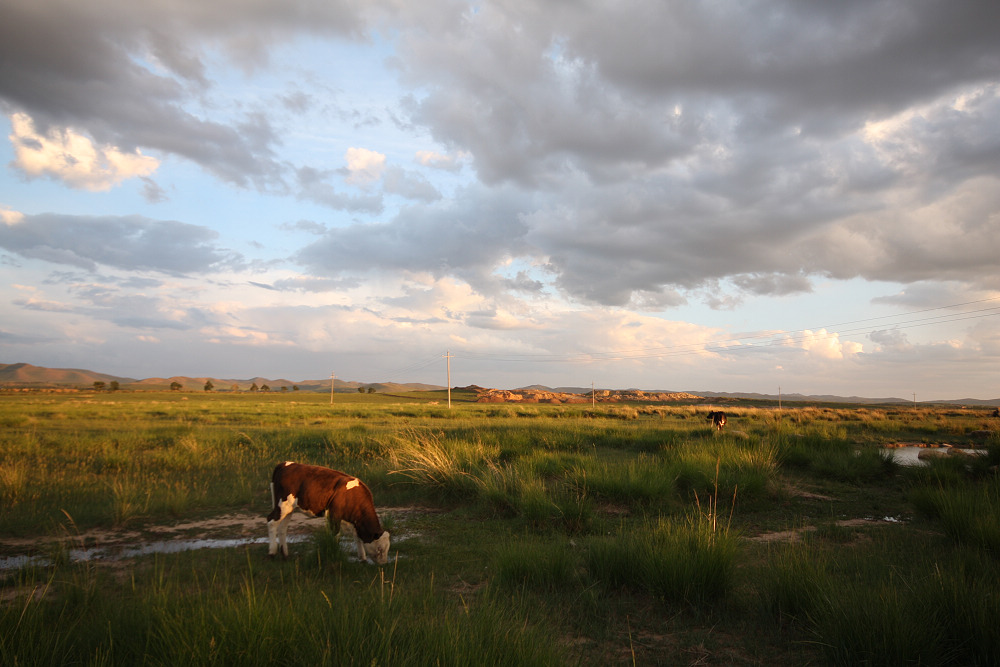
[[1, 549, 562, 666], [1, 392, 999, 664]]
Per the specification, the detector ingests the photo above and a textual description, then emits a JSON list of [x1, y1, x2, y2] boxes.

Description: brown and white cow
[[267, 461, 390, 564], [706, 411, 727, 431]]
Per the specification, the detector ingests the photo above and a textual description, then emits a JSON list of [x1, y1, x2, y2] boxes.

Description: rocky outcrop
[[473, 387, 702, 404]]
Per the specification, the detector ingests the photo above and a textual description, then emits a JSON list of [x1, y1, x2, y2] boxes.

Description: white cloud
[[202, 325, 278, 346], [1, 207, 24, 225], [796, 329, 862, 360], [415, 150, 467, 171], [344, 147, 386, 186], [8, 113, 159, 191]]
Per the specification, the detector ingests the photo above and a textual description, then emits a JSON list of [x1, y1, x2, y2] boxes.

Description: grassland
[[1, 390, 998, 665]]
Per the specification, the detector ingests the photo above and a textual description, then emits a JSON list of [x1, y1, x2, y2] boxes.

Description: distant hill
[[3, 363, 996, 403], [0, 362, 443, 393], [522, 385, 1000, 406], [691, 390, 999, 406], [0, 362, 135, 387]]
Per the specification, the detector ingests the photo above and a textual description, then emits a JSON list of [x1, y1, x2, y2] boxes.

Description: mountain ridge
[[2, 363, 997, 404]]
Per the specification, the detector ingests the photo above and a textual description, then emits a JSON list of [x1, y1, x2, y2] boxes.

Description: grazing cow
[[267, 461, 390, 564], [706, 411, 727, 431]]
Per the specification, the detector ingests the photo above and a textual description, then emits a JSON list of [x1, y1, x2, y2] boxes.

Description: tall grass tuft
[[585, 514, 738, 607], [757, 543, 830, 622], [910, 476, 1000, 554], [109, 471, 152, 526], [386, 429, 483, 499], [494, 538, 578, 590], [811, 575, 947, 665]]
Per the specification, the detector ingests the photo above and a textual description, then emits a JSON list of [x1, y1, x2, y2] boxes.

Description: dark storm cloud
[[0, 213, 240, 275], [387, 1, 1000, 307]]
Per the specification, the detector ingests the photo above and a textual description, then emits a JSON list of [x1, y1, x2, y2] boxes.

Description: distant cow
[[992, 407, 1000, 418], [706, 411, 727, 431], [267, 461, 390, 565]]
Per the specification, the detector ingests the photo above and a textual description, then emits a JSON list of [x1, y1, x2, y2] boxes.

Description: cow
[[992, 407, 1000, 418], [706, 411, 727, 431], [267, 461, 390, 565]]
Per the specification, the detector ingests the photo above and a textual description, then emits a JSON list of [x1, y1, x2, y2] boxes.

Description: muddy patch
[[749, 517, 902, 543], [0, 506, 430, 571]]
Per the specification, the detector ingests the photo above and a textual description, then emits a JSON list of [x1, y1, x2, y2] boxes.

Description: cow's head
[[364, 531, 391, 565]]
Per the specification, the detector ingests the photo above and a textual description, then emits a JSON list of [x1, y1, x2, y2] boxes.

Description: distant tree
[[367, 386, 376, 393], [109, 381, 119, 391], [250, 382, 259, 392], [204, 380, 214, 392], [261, 384, 270, 392], [170, 381, 182, 391], [231, 384, 239, 392], [292, 385, 299, 391], [93, 381, 106, 391], [281, 386, 287, 391], [358, 386, 365, 393]]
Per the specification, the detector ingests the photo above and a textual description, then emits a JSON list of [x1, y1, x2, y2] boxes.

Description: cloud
[[0, 0, 370, 191], [295, 166, 384, 212], [796, 329, 862, 360], [140, 177, 168, 203], [344, 147, 386, 186], [0, 213, 240, 274], [375, 1, 1000, 307], [9, 112, 159, 191], [383, 166, 441, 201], [869, 328, 910, 352], [295, 183, 536, 288], [415, 150, 467, 171], [1, 207, 25, 225]]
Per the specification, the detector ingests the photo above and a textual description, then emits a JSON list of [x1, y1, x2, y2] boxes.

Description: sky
[[1, 0, 999, 400]]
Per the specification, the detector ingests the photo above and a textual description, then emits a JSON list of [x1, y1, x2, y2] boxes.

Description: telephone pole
[[330, 372, 335, 405], [444, 350, 453, 409]]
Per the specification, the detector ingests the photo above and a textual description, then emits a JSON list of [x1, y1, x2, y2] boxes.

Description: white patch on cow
[[283, 461, 294, 467], [346, 478, 359, 490], [267, 492, 299, 557]]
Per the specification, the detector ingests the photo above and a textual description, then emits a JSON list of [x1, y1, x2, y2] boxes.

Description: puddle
[[0, 507, 422, 571], [1, 530, 415, 571], [882, 446, 988, 467], [0, 535, 309, 571]]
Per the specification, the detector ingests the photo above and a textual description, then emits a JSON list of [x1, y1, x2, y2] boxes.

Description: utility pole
[[778, 386, 781, 411], [330, 372, 335, 405], [444, 350, 452, 409], [592, 381, 595, 408]]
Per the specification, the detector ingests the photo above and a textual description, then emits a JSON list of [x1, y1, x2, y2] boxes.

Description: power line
[[452, 297, 1000, 364], [344, 296, 1000, 379]]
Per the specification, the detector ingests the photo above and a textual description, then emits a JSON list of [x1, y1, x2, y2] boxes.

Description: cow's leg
[[355, 537, 367, 563], [339, 520, 367, 562], [267, 493, 297, 558]]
